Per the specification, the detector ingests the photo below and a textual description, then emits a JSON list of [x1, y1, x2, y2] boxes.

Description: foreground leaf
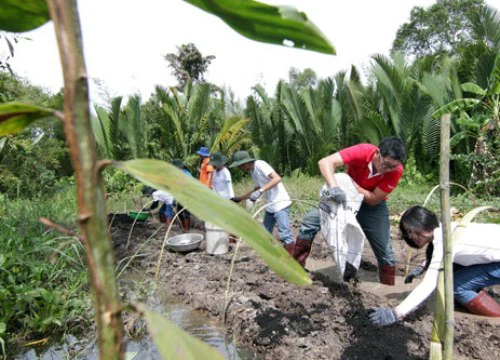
[[0, 0, 50, 32], [184, 0, 335, 54], [138, 304, 223, 360], [0, 102, 55, 136], [115, 159, 311, 286]]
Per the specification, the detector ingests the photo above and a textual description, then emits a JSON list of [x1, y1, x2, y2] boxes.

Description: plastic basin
[[128, 211, 150, 221], [167, 233, 204, 253]]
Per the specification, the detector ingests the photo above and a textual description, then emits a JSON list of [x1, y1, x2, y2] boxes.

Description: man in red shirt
[[287, 137, 406, 285]]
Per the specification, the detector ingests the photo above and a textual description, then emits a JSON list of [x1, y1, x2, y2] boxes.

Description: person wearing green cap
[[209, 152, 235, 200], [229, 150, 293, 247]]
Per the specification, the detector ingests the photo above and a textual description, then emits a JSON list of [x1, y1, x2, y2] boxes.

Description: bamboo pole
[[439, 114, 454, 359], [46, 1, 124, 359]]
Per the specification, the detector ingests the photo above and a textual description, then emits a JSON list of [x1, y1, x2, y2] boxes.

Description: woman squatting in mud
[[370, 205, 500, 326]]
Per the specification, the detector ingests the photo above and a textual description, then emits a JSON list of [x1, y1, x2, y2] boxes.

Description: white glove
[[249, 189, 263, 202]]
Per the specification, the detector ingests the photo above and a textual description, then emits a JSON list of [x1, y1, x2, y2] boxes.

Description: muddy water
[[16, 285, 260, 359]]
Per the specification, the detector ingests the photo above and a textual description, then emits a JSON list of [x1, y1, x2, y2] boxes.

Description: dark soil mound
[[112, 218, 500, 360]]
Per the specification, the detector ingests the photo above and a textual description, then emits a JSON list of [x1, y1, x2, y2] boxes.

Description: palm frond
[[92, 105, 113, 158]]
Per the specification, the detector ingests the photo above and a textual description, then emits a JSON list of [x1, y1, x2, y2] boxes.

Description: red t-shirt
[[339, 143, 403, 194]]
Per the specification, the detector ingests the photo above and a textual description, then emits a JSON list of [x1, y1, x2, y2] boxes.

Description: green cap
[[229, 150, 255, 168], [209, 151, 228, 167], [172, 159, 187, 169]]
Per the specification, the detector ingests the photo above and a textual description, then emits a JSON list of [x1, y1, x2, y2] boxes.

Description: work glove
[[328, 186, 347, 205], [369, 307, 398, 327], [404, 266, 424, 284], [230, 197, 241, 203], [249, 189, 263, 202]]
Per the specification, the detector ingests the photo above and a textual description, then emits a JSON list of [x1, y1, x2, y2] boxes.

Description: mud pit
[[111, 215, 500, 360]]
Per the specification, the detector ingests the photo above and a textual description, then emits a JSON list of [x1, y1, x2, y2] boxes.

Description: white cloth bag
[[319, 173, 366, 275]]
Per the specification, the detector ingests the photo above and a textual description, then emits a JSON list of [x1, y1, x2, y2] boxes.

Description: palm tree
[[155, 81, 249, 166]]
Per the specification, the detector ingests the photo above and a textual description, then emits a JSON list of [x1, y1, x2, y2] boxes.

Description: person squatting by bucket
[[143, 159, 193, 231]]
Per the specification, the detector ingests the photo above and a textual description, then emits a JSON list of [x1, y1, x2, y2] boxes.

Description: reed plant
[[0, 188, 91, 353]]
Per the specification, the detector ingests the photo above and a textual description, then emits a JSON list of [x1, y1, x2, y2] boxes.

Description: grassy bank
[[0, 187, 91, 355]]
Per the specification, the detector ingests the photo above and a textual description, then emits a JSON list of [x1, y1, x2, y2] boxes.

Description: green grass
[[283, 174, 500, 223], [187, 173, 500, 223], [0, 187, 91, 354]]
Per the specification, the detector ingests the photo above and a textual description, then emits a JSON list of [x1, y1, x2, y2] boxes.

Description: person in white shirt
[[209, 152, 235, 200], [229, 150, 293, 246], [370, 205, 500, 326]]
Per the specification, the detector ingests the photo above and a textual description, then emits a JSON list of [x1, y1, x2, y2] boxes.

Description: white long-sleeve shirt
[[396, 222, 500, 317]]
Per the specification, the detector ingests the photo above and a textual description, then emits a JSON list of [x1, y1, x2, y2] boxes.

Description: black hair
[[141, 186, 156, 197], [379, 136, 407, 162], [400, 205, 439, 270]]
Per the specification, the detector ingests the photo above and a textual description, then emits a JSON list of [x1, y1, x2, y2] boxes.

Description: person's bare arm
[[260, 172, 281, 192], [318, 152, 344, 187], [206, 171, 214, 189], [246, 172, 281, 201], [353, 184, 388, 206], [237, 185, 261, 201]]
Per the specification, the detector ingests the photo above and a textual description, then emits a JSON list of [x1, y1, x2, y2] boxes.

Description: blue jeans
[[454, 262, 500, 304], [297, 201, 394, 266], [263, 207, 293, 244], [159, 203, 174, 219]]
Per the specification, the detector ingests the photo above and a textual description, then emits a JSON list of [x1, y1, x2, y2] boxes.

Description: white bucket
[[205, 222, 229, 255]]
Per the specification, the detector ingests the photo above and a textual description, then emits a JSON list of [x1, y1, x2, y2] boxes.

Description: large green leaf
[[0, 0, 50, 32], [138, 304, 223, 360], [0, 102, 55, 136], [432, 98, 479, 118], [461, 82, 485, 96], [184, 0, 335, 55], [114, 159, 311, 286]]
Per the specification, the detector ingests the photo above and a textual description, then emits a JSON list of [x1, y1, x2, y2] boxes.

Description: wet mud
[[111, 214, 500, 360]]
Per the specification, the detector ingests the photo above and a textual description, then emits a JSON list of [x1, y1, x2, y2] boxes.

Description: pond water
[[15, 281, 261, 359]]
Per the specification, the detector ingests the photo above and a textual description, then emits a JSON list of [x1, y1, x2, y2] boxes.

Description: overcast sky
[[8, 0, 500, 104]]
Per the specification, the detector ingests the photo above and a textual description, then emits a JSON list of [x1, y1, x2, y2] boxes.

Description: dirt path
[[111, 215, 500, 360]]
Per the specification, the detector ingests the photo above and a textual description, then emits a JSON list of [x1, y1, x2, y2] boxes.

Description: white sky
[[8, 0, 500, 104]]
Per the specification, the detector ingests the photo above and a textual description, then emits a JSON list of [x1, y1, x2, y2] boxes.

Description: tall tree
[[392, 0, 486, 57], [288, 67, 317, 89], [164, 43, 215, 90]]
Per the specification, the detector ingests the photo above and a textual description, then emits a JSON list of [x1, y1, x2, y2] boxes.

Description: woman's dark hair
[[400, 206, 439, 270]]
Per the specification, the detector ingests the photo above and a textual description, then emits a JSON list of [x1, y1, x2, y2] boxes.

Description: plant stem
[[46, 1, 124, 358], [439, 114, 454, 360]]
